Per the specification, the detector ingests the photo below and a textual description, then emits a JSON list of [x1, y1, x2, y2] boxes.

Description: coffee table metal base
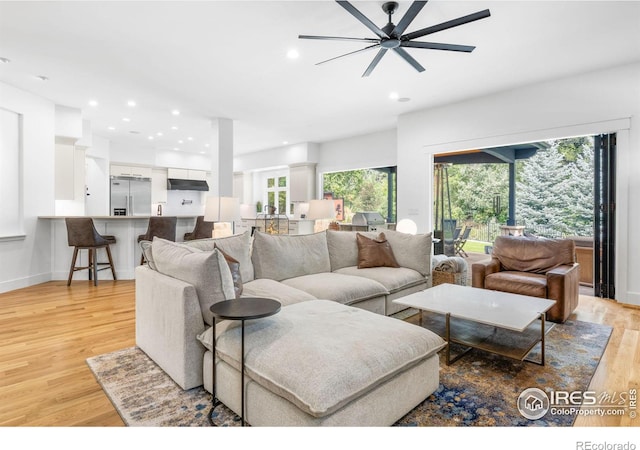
[[422, 311, 547, 366]]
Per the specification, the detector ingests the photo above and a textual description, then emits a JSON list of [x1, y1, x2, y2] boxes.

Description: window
[[322, 166, 397, 223], [0, 107, 23, 239], [265, 173, 289, 215]]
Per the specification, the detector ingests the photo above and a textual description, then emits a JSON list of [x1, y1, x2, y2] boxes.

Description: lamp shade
[[204, 197, 240, 222], [306, 199, 335, 220]]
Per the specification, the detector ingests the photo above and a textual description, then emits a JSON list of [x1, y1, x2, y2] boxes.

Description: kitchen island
[[39, 216, 199, 281]]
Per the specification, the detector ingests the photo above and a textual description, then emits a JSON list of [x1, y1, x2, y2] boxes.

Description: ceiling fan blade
[[299, 35, 379, 44], [402, 9, 491, 41], [392, 47, 425, 73], [393, 1, 428, 36], [362, 48, 388, 77], [401, 41, 475, 52], [336, 1, 389, 39], [316, 44, 380, 66]]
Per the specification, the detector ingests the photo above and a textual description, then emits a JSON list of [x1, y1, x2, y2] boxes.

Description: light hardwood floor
[[0, 280, 638, 427]]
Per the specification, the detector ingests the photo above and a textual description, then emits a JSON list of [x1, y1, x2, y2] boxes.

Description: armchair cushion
[[492, 236, 575, 273]]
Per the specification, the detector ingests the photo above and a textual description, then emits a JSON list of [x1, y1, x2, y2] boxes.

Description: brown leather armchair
[[472, 235, 579, 323]]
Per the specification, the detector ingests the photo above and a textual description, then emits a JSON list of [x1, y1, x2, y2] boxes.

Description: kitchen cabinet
[[110, 164, 152, 178], [167, 168, 206, 180]]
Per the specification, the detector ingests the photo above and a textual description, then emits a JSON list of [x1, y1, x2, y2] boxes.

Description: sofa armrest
[[135, 265, 206, 390], [471, 257, 500, 288], [546, 263, 580, 322]]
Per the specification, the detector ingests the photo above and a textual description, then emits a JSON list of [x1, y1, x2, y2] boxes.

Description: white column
[[210, 118, 234, 197]]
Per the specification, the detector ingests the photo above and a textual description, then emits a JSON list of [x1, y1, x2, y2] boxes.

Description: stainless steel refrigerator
[[110, 176, 152, 216]]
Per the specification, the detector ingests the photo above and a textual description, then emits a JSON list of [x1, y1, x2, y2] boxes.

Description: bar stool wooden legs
[[65, 218, 117, 286]]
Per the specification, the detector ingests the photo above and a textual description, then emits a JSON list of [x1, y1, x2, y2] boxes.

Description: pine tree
[[563, 142, 594, 235], [516, 145, 570, 236]]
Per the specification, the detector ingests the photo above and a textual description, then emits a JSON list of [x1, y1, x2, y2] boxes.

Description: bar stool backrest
[[65, 218, 110, 247], [139, 216, 178, 242]]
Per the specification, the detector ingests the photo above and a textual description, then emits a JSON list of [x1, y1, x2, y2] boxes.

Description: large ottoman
[[199, 300, 445, 426]]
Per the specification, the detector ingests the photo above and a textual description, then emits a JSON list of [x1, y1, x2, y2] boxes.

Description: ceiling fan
[[299, 0, 491, 77]]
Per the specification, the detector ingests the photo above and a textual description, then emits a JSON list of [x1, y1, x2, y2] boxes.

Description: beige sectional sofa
[[135, 229, 446, 426]]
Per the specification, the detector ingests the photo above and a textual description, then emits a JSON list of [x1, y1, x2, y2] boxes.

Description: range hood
[[166, 178, 209, 191]]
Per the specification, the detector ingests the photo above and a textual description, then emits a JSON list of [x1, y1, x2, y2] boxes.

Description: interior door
[[593, 133, 616, 299]]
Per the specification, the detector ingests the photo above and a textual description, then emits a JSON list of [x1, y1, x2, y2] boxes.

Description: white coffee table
[[393, 284, 556, 365]]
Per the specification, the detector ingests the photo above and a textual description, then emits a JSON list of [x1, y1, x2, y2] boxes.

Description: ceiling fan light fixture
[[299, 0, 490, 77]]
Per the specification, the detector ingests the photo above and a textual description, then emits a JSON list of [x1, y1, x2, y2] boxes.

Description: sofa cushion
[[282, 272, 388, 305], [242, 278, 317, 307], [334, 266, 425, 293], [212, 300, 446, 418], [252, 231, 331, 281], [183, 231, 254, 282], [382, 230, 432, 277], [492, 236, 575, 274], [151, 238, 236, 326], [485, 271, 547, 298], [327, 230, 432, 276], [356, 232, 400, 269]]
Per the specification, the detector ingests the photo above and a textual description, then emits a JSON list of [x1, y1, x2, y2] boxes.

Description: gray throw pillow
[[151, 238, 236, 325]]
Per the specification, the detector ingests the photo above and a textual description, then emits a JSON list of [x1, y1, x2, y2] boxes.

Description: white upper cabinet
[[110, 165, 152, 178], [167, 168, 206, 180]]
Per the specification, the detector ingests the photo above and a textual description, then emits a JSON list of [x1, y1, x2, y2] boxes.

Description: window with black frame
[[322, 166, 396, 224]]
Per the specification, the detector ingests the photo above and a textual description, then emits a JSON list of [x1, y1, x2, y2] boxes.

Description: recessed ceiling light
[[174, 147, 180, 151], [122, 117, 131, 122], [200, 151, 206, 154], [389, 92, 399, 100], [108, 126, 116, 131], [287, 49, 299, 59], [0, 57, 10, 64], [148, 136, 154, 140], [88, 100, 98, 107], [35, 75, 49, 81], [204, 144, 210, 148], [283, 141, 289, 145], [171, 109, 180, 116], [171, 126, 178, 130], [178, 140, 184, 144], [156, 132, 163, 136], [127, 100, 137, 107], [187, 137, 193, 141]]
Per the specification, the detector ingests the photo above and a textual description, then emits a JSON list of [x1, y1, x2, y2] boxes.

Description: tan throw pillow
[[215, 245, 243, 297], [356, 232, 400, 269]]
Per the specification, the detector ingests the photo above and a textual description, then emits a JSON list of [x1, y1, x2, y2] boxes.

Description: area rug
[[86, 318, 611, 427]]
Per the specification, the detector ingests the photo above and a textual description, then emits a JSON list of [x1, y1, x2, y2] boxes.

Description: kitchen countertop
[[39, 215, 200, 220]]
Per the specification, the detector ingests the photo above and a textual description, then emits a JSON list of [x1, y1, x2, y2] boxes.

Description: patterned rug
[[87, 318, 611, 427]]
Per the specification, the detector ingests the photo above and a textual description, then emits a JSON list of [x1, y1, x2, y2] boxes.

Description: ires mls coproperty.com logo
[[517, 387, 637, 420]]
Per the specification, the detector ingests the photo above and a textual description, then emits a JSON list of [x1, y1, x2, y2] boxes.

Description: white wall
[[317, 128, 397, 174], [0, 82, 56, 293], [397, 62, 640, 305]]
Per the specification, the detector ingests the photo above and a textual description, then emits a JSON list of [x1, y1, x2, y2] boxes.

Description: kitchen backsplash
[[163, 190, 204, 216]]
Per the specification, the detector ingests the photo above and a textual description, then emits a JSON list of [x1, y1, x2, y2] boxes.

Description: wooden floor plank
[[0, 280, 637, 427]]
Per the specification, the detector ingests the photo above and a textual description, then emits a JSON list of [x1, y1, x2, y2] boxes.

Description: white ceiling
[[1, 1, 639, 156]]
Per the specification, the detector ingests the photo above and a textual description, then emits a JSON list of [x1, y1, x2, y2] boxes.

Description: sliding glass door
[[593, 133, 616, 299]]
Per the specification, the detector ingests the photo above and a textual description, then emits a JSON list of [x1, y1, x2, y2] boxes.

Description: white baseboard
[[0, 272, 52, 294]]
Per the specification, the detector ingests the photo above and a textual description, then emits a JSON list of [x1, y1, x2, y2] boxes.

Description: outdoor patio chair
[[455, 226, 472, 257]]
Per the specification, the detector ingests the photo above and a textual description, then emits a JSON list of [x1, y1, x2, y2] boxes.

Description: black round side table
[[208, 297, 281, 426]]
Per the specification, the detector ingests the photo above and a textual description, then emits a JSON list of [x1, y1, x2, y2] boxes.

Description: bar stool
[[183, 215, 214, 241], [138, 216, 177, 264], [65, 218, 117, 286]]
